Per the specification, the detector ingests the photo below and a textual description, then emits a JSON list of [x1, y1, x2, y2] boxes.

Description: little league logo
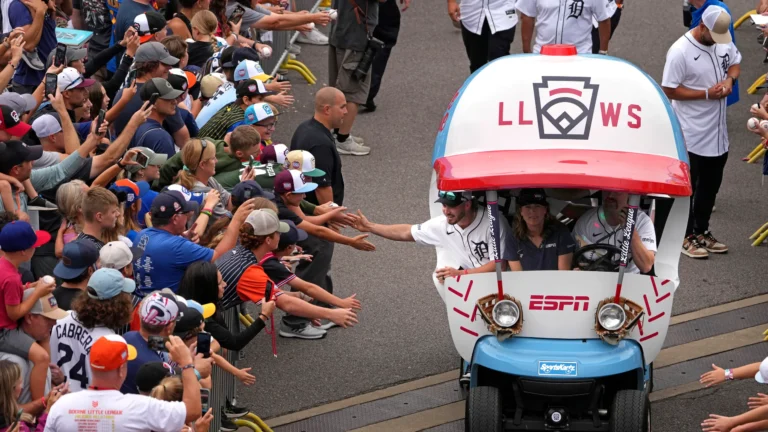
[[247, 113, 255, 122], [291, 161, 300, 169], [532, 77, 599, 140], [263, 105, 273, 116]]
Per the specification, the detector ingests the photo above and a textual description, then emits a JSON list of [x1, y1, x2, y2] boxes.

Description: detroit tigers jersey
[[572, 207, 656, 274], [411, 205, 511, 270], [50, 311, 115, 392], [662, 31, 741, 157], [459, 0, 518, 36], [517, 0, 612, 53]]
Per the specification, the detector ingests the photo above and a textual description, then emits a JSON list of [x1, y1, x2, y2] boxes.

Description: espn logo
[[529, 295, 589, 311]]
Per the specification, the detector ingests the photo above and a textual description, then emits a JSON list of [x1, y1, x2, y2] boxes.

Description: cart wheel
[[648, 363, 654, 393], [609, 390, 650, 432], [459, 358, 469, 399], [465, 386, 503, 432]]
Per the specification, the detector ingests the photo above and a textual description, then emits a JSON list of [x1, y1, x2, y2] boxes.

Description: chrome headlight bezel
[[492, 300, 520, 328], [597, 303, 626, 331]]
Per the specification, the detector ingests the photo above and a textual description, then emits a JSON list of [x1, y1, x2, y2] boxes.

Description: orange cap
[[90, 335, 137, 371]]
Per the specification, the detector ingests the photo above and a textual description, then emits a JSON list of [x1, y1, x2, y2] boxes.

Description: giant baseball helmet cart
[[430, 45, 691, 431]]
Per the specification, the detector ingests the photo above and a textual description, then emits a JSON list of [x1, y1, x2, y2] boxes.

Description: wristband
[[462, 269, 469, 275], [259, 313, 269, 321], [117, 161, 126, 169], [725, 368, 734, 381], [202, 208, 213, 213], [200, 210, 212, 217], [41, 396, 46, 408]]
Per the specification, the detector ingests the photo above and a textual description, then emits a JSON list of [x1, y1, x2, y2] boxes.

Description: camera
[[352, 37, 385, 81]]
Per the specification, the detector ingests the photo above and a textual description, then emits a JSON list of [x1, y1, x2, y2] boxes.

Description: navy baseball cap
[[53, 239, 100, 279], [136, 361, 176, 393], [0, 140, 42, 174], [0, 221, 50, 252], [278, 219, 307, 249], [150, 191, 197, 219], [232, 180, 274, 206], [222, 47, 260, 68], [434, 190, 471, 207], [517, 188, 548, 207]]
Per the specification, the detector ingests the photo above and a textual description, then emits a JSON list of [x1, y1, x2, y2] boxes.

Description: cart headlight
[[598, 303, 626, 331], [492, 300, 519, 328]]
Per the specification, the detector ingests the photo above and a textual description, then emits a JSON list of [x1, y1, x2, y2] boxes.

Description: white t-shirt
[[411, 205, 510, 270], [572, 207, 656, 274], [44, 389, 187, 432], [460, 0, 518, 35], [517, 0, 612, 53], [0, 352, 51, 404], [50, 311, 115, 392], [661, 31, 741, 157]]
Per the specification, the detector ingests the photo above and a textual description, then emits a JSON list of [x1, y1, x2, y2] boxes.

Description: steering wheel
[[572, 244, 622, 272]]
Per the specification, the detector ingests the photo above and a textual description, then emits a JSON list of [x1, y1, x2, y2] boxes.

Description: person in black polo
[[506, 189, 575, 271], [289, 87, 346, 206]]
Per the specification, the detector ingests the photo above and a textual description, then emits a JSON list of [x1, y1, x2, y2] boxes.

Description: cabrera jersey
[[411, 205, 510, 270], [50, 311, 114, 392], [662, 31, 741, 157], [572, 207, 656, 274], [517, 0, 612, 53]]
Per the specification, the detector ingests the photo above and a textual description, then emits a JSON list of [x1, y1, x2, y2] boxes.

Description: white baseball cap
[[57, 67, 95, 91], [234, 60, 270, 82], [702, 5, 732, 45], [244, 102, 276, 125], [31, 114, 62, 138], [284, 150, 326, 177], [100, 240, 141, 270]]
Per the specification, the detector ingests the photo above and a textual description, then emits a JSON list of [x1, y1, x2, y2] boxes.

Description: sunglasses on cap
[[63, 75, 84, 91], [438, 191, 459, 200], [193, 139, 209, 171]]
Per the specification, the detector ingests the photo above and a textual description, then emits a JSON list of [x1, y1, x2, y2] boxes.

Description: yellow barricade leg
[[281, 62, 315, 84], [748, 74, 767, 95], [735, 9, 757, 29], [285, 58, 317, 82], [233, 418, 263, 432], [753, 228, 768, 246], [750, 221, 768, 240], [745, 142, 765, 161], [246, 413, 275, 432], [748, 148, 766, 164]]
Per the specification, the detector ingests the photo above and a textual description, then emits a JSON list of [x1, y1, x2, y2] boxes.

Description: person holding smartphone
[[128, 78, 183, 158]]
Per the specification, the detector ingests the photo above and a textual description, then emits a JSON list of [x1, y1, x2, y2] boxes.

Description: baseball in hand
[[307, 22, 315, 29], [261, 46, 272, 57], [43, 276, 54, 284], [760, 120, 768, 132], [748, 117, 761, 131], [754, 103, 762, 111], [329, 9, 338, 20]]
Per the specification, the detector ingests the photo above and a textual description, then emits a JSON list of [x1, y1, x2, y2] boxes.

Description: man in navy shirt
[[130, 78, 182, 158], [9, 0, 57, 94], [112, 42, 190, 149], [133, 190, 252, 294]]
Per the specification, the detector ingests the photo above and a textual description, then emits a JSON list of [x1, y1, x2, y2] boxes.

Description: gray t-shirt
[[329, 0, 379, 52], [192, 177, 231, 222], [33, 151, 62, 169]]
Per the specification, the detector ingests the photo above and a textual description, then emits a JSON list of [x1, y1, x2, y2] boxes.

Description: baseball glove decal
[[477, 294, 524, 341], [595, 296, 645, 345]]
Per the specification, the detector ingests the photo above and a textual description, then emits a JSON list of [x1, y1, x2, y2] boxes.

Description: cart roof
[[432, 46, 692, 197]]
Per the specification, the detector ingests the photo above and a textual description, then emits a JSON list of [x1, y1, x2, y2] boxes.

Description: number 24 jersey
[[50, 311, 114, 392]]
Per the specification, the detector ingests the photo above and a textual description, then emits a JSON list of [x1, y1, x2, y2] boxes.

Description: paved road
[[234, 0, 768, 429]]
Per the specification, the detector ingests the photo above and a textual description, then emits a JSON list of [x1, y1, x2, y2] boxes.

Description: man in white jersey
[[661, 5, 740, 259], [50, 268, 136, 392], [352, 191, 511, 281], [446, 0, 518, 73], [45, 334, 202, 431], [572, 191, 656, 274], [517, 0, 612, 54]]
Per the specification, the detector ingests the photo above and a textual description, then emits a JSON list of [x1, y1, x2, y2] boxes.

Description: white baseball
[[261, 46, 272, 58], [329, 9, 338, 20], [760, 120, 768, 131], [748, 117, 760, 130], [307, 22, 315, 29], [43, 276, 54, 284], [754, 103, 761, 111]]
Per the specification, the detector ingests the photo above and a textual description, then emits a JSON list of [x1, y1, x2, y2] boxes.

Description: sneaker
[[697, 231, 728, 253], [219, 417, 239, 432], [279, 324, 327, 339], [682, 235, 709, 259], [288, 44, 301, 55], [224, 399, 249, 418], [350, 134, 366, 144], [313, 320, 338, 331], [363, 101, 377, 112], [459, 371, 470, 386], [296, 28, 328, 45], [336, 137, 371, 156]]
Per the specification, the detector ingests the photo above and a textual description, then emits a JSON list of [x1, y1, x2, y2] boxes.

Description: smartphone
[[149, 92, 160, 106], [135, 152, 149, 168], [96, 109, 106, 135], [248, 155, 255, 168], [200, 388, 210, 414], [55, 43, 67, 67], [44, 73, 57, 99], [148, 335, 168, 352], [228, 4, 245, 25], [196, 332, 211, 359], [126, 69, 137, 88], [263, 280, 274, 304]]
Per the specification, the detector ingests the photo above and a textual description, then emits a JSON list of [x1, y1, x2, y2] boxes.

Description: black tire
[[648, 363, 654, 393], [465, 386, 503, 432], [610, 390, 650, 432], [459, 358, 469, 399]]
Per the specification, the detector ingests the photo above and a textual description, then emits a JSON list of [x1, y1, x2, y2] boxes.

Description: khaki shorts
[[328, 45, 372, 105]]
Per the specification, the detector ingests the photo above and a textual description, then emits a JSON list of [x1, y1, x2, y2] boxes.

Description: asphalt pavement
[[234, 0, 768, 430]]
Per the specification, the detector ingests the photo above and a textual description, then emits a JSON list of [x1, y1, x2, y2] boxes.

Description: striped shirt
[[198, 102, 245, 141], [216, 245, 259, 310]]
